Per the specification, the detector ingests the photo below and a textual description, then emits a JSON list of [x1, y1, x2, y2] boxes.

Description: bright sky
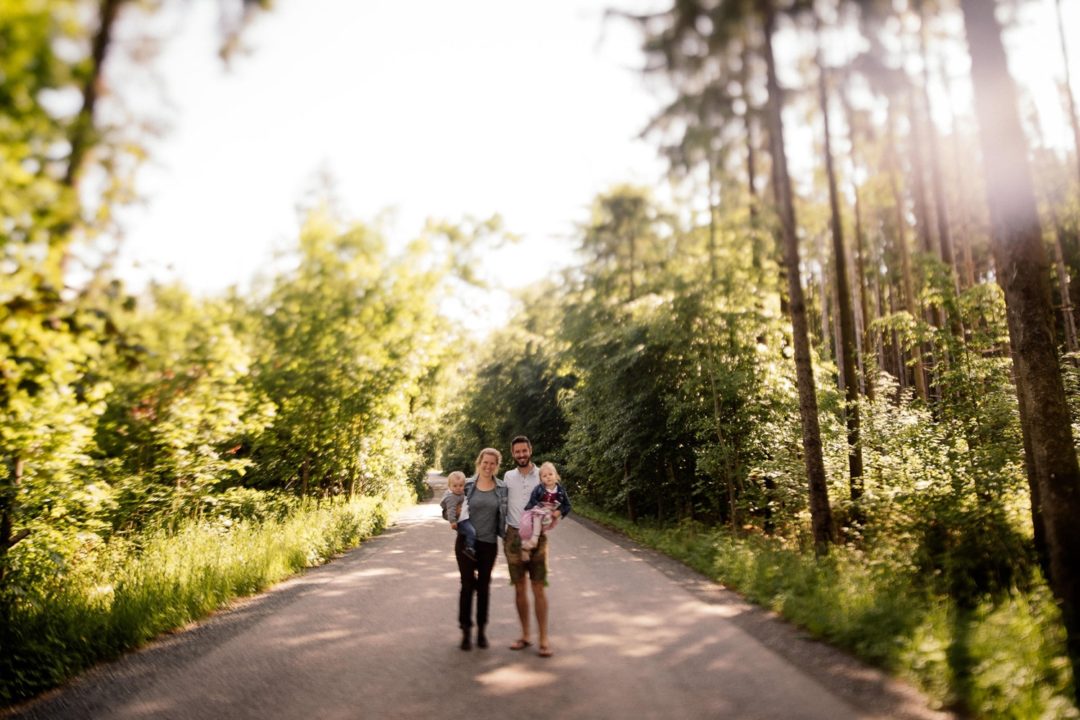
[[112, 0, 668, 332], [109, 0, 1078, 334]]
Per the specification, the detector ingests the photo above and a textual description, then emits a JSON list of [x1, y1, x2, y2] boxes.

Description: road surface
[[6, 475, 949, 720]]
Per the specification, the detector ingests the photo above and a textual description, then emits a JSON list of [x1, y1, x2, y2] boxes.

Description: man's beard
[[515, 456, 531, 467]]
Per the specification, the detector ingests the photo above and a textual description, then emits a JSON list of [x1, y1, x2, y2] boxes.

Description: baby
[[519, 461, 571, 561], [441, 471, 478, 560]]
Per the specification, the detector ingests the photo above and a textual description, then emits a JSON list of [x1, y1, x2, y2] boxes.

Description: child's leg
[[526, 511, 544, 550], [458, 518, 477, 552]]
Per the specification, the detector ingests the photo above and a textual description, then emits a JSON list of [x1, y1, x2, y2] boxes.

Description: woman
[[455, 447, 507, 650]]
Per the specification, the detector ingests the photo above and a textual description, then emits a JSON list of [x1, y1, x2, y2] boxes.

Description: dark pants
[[456, 535, 497, 630]]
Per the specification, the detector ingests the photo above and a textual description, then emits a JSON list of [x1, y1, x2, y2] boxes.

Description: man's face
[[511, 441, 532, 468]]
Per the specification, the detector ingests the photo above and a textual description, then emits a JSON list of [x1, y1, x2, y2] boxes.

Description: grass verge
[[574, 504, 1077, 719], [1, 494, 399, 707]]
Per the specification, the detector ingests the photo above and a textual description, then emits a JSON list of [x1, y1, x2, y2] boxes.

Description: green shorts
[[504, 525, 548, 585]]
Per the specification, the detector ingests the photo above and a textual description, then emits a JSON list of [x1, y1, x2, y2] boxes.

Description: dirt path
[[7, 475, 950, 719]]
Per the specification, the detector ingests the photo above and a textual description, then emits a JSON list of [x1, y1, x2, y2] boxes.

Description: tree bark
[[960, 0, 1080, 698], [817, 43, 863, 505], [0, 457, 31, 587], [64, 0, 125, 189], [853, 185, 874, 397], [886, 99, 930, 401], [1054, 0, 1080, 190], [914, 0, 957, 278], [906, 83, 935, 256], [763, 1, 833, 554], [1051, 209, 1080, 353]]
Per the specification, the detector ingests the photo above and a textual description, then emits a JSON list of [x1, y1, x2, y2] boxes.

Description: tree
[[761, 1, 835, 552], [814, 10, 863, 510], [580, 186, 669, 303], [959, 0, 1080, 696], [247, 210, 442, 499]]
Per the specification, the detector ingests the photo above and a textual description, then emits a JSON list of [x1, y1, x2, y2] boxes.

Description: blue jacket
[[524, 482, 571, 519]]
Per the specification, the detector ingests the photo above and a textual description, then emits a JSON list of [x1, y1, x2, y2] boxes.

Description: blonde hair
[[446, 470, 466, 487], [475, 447, 502, 471], [539, 461, 560, 482]]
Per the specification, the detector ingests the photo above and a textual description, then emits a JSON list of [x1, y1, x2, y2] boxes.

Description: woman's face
[[478, 453, 498, 478]]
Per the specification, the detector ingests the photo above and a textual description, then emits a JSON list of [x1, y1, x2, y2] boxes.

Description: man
[[502, 435, 559, 656]]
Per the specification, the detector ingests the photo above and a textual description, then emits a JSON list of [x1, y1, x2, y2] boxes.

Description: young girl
[[519, 461, 571, 561]]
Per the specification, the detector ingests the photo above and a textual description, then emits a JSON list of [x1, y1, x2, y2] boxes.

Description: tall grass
[[575, 504, 1077, 719], [1, 494, 397, 706]]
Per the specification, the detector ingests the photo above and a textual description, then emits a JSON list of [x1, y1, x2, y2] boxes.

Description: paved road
[[7, 475, 950, 720]]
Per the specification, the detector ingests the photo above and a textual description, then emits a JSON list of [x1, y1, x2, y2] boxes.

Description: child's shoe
[[464, 545, 477, 561]]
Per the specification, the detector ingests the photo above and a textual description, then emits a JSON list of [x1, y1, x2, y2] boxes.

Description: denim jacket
[[524, 482, 571, 519], [461, 475, 508, 539]]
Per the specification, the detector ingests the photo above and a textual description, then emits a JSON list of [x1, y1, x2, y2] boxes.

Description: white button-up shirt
[[503, 464, 540, 528]]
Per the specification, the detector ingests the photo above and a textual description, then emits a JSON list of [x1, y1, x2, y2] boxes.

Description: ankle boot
[[476, 626, 488, 648], [460, 629, 472, 651]]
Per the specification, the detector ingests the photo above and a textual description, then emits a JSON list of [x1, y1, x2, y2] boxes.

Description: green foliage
[[0, 492, 394, 705], [91, 284, 275, 528]]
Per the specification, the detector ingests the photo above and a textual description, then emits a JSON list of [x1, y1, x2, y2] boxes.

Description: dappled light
[[474, 665, 558, 694]]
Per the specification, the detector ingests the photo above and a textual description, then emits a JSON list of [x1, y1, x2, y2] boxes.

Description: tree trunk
[[841, 85, 873, 395], [763, 1, 833, 554], [916, 4, 966, 343], [1063, 222, 1080, 337], [1055, 0, 1080, 189], [853, 186, 874, 397], [886, 100, 930, 401], [915, 0, 958, 278], [0, 457, 31, 587], [1052, 209, 1080, 353], [48, 0, 126, 278], [961, 0, 1080, 697], [64, 0, 125, 190], [817, 234, 834, 361], [706, 346, 738, 530], [906, 83, 936, 256], [817, 43, 863, 505], [707, 157, 719, 284]]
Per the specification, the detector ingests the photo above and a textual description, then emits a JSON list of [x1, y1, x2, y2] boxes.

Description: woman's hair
[[475, 447, 502, 470], [539, 461, 560, 482], [446, 470, 466, 486]]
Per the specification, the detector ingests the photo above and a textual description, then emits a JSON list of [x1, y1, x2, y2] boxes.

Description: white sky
[[111, 0, 669, 332], [107, 0, 1079, 334]]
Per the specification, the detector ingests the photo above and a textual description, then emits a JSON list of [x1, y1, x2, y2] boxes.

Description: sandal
[[509, 639, 532, 651], [538, 645, 553, 658]]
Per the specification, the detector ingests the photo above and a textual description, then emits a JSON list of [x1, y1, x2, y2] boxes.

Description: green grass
[[575, 504, 1078, 719], [1, 494, 398, 707]]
